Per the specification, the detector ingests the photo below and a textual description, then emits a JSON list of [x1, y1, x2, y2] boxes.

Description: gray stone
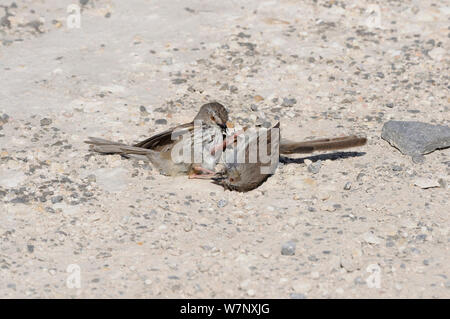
[[40, 118, 52, 126], [438, 178, 447, 189], [381, 121, 450, 157], [307, 160, 321, 174], [281, 98, 297, 107], [281, 241, 296, 256], [10, 197, 28, 204], [217, 199, 227, 208], [171, 78, 186, 84], [51, 195, 64, 204], [155, 119, 168, 125], [0, 170, 26, 188]]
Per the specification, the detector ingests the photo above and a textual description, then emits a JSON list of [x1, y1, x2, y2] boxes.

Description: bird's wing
[[133, 122, 194, 150]]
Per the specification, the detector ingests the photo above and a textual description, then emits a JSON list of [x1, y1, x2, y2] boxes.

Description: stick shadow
[[280, 151, 366, 164]]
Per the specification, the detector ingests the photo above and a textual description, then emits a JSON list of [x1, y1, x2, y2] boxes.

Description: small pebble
[[307, 160, 321, 174], [281, 241, 296, 256], [40, 118, 52, 126], [155, 119, 168, 125], [51, 195, 64, 204], [217, 199, 228, 208]]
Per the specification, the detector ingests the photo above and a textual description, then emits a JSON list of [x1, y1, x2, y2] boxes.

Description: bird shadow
[[280, 151, 366, 165]]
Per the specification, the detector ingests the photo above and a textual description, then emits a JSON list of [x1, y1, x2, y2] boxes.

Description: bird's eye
[[210, 116, 215, 121], [229, 178, 234, 182]]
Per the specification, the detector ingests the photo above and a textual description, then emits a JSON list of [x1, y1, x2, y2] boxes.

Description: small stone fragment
[[307, 160, 321, 174], [281, 241, 296, 256], [40, 118, 52, 126], [413, 178, 440, 189]]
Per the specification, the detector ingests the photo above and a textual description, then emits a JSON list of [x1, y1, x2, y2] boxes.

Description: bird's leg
[[192, 165, 215, 175], [188, 165, 217, 179], [188, 173, 216, 179], [210, 127, 247, 155]]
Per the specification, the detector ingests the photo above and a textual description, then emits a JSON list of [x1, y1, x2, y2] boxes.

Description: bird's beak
[[211, 174, 226, 185]]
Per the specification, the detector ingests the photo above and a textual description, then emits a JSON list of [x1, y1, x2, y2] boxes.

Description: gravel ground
[[0, 0, 449, 298]]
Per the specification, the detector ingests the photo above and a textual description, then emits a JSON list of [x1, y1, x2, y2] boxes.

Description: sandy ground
[[0, 0, 449, 298]]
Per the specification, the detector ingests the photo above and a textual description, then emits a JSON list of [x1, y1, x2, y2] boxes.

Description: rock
[[428, 47, 446, 61], [10, 196, 28, 204], [281, 98, 297, 107], [40, 118, 52, 126], [171, 78, 186, 84], [86, 174, 96, 183], [51, 195, 64, 204], [307, 160, 321, 174], [343, 182, 352, 190], [413, 178, 440, 189], [253, 95, 264, 102], [356, 172, 366, 182], [155, 119, 168, 125], [281, 241, 296, 256], [381, 121, 450, 157], [438, 178, 447, 189], [340, 256, 356, 272], [217, 199, 227, 208], [0, 113, 9, 125], [0, 170, 26, 188], [144, 279, 152, 285], [363, 232, 381, 245]]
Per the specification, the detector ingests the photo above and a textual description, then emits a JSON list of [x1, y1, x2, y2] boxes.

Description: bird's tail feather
[[85, 137, 153, 155], [280, 136, 367, 154]]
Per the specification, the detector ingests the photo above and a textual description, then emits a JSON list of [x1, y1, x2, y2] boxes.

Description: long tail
[[280, 135, 367, 154], [85, 137, 154, 157]]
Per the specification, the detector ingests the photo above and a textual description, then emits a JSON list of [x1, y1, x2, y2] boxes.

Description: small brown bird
[[85, 102, 229, 177], [213, 125, 366, 192], [212, 122, 281, 192]]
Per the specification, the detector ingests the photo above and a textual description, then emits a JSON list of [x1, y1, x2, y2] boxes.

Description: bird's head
[[194, 102, 229, 130]]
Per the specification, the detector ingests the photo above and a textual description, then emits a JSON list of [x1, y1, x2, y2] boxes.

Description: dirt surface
[[0, 0, 449, 298]]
